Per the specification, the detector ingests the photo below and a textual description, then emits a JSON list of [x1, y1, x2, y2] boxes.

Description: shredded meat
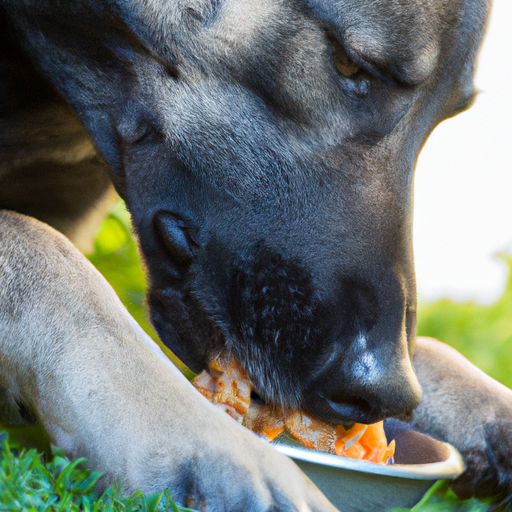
[[192, 352, 252, 423]]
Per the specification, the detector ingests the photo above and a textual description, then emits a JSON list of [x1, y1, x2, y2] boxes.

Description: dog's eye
[[328, 35, 369, 97], [331, 39, 360, 78]]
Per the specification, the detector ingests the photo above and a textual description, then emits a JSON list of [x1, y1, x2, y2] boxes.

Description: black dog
[[1, 0, 512, 509]]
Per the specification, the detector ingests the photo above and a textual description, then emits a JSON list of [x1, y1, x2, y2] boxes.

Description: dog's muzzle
[[302, 332, 422, 424]]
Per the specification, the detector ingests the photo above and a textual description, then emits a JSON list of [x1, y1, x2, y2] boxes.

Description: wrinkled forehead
[[117, 0, 489, 79], [303, 0, 489, 84]]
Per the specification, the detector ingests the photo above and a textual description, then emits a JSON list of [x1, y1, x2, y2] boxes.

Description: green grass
[[0, 431, 498, 512], [0, 432, 194, 512], [391, 481, 493, 512], [1, 201, 511, 511]]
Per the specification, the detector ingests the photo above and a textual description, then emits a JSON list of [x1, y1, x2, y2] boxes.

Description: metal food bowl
[[272, 419, 464, 512]]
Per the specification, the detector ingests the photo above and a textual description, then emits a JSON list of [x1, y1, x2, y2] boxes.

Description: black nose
[[314, 393, 384, 424], [302, 329, 422, 425], [304, 357, 421, 424], [313, 365, 421, 424], [298, 266, 421, 424], [319, 396, 386, 425]]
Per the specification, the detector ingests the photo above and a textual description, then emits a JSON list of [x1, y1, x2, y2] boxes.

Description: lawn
[[1, 202, 511, 511]]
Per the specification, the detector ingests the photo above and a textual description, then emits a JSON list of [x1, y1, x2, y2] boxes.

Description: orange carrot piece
[[359, 421, 388, 451], [337, 440, 367, 459]]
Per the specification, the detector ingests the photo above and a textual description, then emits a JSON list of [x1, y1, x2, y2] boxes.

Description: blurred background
[[414, 0, 512, 305], [413, 0, 512, 387]]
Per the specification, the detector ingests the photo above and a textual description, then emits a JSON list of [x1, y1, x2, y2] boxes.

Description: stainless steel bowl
[[272, 420, 464, 512]]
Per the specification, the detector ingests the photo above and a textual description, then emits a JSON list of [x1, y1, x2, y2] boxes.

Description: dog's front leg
[[0, 211, 337, 512], [412, 336, 512, 504]]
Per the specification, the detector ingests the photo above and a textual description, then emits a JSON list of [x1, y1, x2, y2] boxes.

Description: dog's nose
[[326, 353, 421, 424], [299, 267, 422, 424], [303, 325, 422, 425], [305, 348, 421, 424]]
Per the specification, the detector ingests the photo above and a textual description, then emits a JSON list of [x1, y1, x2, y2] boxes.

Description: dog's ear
[[153, 211, 201, 269]]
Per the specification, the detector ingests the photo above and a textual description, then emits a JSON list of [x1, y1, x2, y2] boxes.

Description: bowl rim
[[273, 443, 465, 480]]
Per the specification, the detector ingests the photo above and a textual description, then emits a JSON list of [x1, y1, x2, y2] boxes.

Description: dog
[[1, 0, 512, 509]]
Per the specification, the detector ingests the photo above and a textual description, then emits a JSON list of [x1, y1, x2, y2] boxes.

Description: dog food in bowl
[[192, 352, 464, 511], [273, 421, 464, 512], [191, 352, 395, 464]]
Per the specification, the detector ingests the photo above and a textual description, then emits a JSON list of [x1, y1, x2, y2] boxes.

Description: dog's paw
[[132, 417, 338, 512], [412, 339, 512, 507], [450, 420, 512, 506]]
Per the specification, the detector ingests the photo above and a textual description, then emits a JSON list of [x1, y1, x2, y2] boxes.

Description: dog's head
[[16, 0, 490, 423]]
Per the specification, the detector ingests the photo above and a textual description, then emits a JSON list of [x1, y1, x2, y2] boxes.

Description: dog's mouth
[[237, 360, 390, 425], [319, 395, 385, 425], [149, 239, 420, 425], [191, 351, 397, 464], [151, 286, 419, 426], [199, 344, 386, 426]]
